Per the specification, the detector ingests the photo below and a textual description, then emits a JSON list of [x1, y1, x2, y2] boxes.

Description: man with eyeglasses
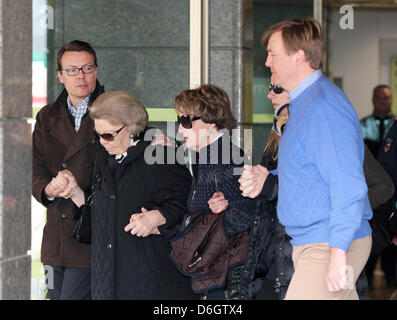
[[32, 40, 104, 300]]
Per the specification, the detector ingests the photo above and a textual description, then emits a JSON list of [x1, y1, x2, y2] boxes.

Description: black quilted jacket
[[187, 137, 254, 236], [90, 139, 196, 300], [186, 137, 254, 296]]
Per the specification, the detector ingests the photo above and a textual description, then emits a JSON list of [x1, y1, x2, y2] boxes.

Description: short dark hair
[[56, 40, 98, 71], [373, 84, 391, 98], [174, 84, 237, 132]]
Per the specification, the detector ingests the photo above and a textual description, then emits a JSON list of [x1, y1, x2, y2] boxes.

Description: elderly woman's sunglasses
[[94, 125, 126, 141], [269, 84, 284, 94], [177, 115, 201, 129]]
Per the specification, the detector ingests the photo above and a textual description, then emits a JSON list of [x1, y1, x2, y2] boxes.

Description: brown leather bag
[[169, 209, 249, 293]]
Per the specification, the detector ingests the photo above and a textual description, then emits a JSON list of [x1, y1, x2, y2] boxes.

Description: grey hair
[[89, 91, 148, 136]]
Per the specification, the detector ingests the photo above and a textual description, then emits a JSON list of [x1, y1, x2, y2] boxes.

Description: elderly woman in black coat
[[62, 90, 195, 300]]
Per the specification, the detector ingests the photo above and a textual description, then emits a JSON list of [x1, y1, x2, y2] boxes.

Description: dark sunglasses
[[269, 84, 284, 94], [94, 125, 126, 141], [177, 115, 201, 129]]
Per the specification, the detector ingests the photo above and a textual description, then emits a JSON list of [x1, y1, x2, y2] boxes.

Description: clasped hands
[[239, 164, 269, 198], [44, 169, 81, 200], [124, 207, 165, 238], [125, 192, 229, 237]]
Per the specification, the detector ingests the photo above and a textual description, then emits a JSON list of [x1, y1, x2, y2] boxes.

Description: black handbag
[[72, 156, 100, 244], [72, 204, 92, 244]]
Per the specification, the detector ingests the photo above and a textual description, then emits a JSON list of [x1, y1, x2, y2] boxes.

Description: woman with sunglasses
[[60, 90, 195, 300], [238, 78, 292, 300], [174, 84, 254, 300]]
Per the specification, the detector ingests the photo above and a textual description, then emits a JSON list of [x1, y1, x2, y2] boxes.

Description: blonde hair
[[89, 91, 148, 136], [263, 114, 288, 160]]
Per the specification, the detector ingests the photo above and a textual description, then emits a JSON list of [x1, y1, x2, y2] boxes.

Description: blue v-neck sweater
[[277, 73, 372, 251]]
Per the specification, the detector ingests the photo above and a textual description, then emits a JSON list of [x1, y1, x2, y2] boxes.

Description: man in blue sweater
[[262, 17, 372, 299]]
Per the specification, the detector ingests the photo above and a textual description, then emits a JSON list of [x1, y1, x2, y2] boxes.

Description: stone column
[[208, 0, 253, 156], [0, 0, 32, 299]]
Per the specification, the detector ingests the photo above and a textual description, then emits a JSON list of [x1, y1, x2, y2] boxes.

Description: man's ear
[[57, 70, 64, 84], [295, 49, 307, 66]]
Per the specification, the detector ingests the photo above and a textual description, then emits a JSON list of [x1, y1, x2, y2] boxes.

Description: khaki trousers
[[285, 235, 372, 300]]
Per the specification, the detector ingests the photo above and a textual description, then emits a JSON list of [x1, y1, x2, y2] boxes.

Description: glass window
[[31, 0, 190, 299]]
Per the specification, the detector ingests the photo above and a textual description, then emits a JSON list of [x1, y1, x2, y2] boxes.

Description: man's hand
[[57, 170, 78, 199], [325, 247, 351, 292], [44, 170, 70, 198], [59, 170, 86, 207], [239, 165, 269, 198], [124, 207, 165, 237], [45, 170, 85, 207]]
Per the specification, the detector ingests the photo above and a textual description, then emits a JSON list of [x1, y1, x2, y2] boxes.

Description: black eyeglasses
[[61, 64, 97, 76], [94, 125, 126, 141], [269, 84, 284, 94], [177, 115, 201, 129]]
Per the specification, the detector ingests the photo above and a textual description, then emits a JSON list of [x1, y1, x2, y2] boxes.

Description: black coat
[[240, 153, 293, 300], [186, 137, 254, 296], [378, 119, 397, 237], [364, 145, 395, 256], [187, 138, 253, 236], [90, 139, 196, 299]]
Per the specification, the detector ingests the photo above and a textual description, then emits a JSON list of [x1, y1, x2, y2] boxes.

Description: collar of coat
[[97, 137, 153, 183], [50, 80, 105, 117], [48, 80, 105, 162], [193, 134, 237, 166], [95, 126, 177, 182]]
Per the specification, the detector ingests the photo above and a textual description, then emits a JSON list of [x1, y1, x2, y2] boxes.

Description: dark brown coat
[[32, 82, 104, 268]]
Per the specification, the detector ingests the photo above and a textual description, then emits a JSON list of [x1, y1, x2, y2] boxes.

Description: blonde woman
[[239, 78, 292, 299]]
